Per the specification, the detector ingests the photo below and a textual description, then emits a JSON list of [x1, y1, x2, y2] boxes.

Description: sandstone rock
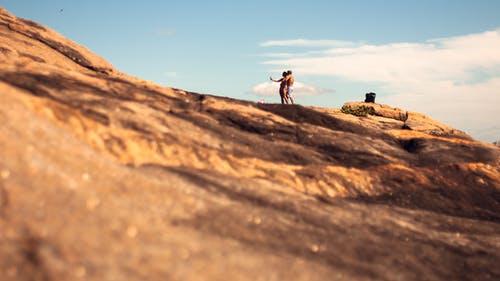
[[0, 7, 114, 73], [342, 101, 472, 139], [1, 7, 499, 281], [342, 101, 408, 120]]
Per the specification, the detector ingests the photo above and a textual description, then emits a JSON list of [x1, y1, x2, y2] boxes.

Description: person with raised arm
[[270, 71, 289, 104]]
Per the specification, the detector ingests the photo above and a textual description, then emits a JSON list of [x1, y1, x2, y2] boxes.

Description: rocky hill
[[1, 7, 499, 281]]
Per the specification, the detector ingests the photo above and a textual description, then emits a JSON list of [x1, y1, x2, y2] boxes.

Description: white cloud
[[163, 71, 179, 78], [250, 81, 334, 97], [259, 52, 300, 58], [258, 50, 333, 59], [260, 29, 500, 142], [260, 39, 360, 48], [157, 28, 176, 36]]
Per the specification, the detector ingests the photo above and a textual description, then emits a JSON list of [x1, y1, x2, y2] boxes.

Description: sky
[[1, 0, 500, 142]]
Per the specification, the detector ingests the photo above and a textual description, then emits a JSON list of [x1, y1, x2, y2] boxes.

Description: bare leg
[[286, 87, 293, 104], [280, 89, 287, 104]]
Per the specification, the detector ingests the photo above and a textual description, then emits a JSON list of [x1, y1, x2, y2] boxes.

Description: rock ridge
[[1, 7, 499, 281]]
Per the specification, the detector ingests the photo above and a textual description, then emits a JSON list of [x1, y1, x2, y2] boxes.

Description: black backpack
[[365, 92, 376, 103]]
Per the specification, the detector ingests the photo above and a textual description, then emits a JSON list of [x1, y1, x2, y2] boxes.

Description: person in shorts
[[270, 71, 290, 104], [286, 70, 294, 104]]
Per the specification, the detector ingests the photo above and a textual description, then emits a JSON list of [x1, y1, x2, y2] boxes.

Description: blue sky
[[2, 0, 500, 142]]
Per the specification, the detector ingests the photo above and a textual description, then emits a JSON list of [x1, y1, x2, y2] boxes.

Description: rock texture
[[1, 7, 499, 281]]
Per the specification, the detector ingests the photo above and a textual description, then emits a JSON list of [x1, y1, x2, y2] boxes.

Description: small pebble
[[1, 170, 10, 179], [180, 249, 191, 260], [75, 266, 86, 278], [253, 217, 262, 225], [325, 188, 336, 197], [311, 244, 320, 253], [82, 173, 90, 181], [86, 198, 101, 210], [126, 225, 138, 238]]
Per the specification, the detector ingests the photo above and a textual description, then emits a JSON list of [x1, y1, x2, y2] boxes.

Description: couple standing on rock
[[270, 70, 294, 104]]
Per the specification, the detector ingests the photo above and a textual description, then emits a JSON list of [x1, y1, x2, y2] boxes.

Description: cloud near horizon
[[250, 81, 335, 97], [260, 39, 361, 48], [259, 29, 500, 142], [163, 71, 179, 78], [156, 28, 176, 36]]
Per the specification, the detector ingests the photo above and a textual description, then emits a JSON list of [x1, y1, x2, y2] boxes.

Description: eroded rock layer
[[1, 7, 499, 281]]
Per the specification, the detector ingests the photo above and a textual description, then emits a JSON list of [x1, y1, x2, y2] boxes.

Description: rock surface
[[1, 7, 499, 281]]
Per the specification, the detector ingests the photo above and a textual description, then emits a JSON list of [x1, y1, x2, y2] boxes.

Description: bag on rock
[[365, 92, 376, 103]]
